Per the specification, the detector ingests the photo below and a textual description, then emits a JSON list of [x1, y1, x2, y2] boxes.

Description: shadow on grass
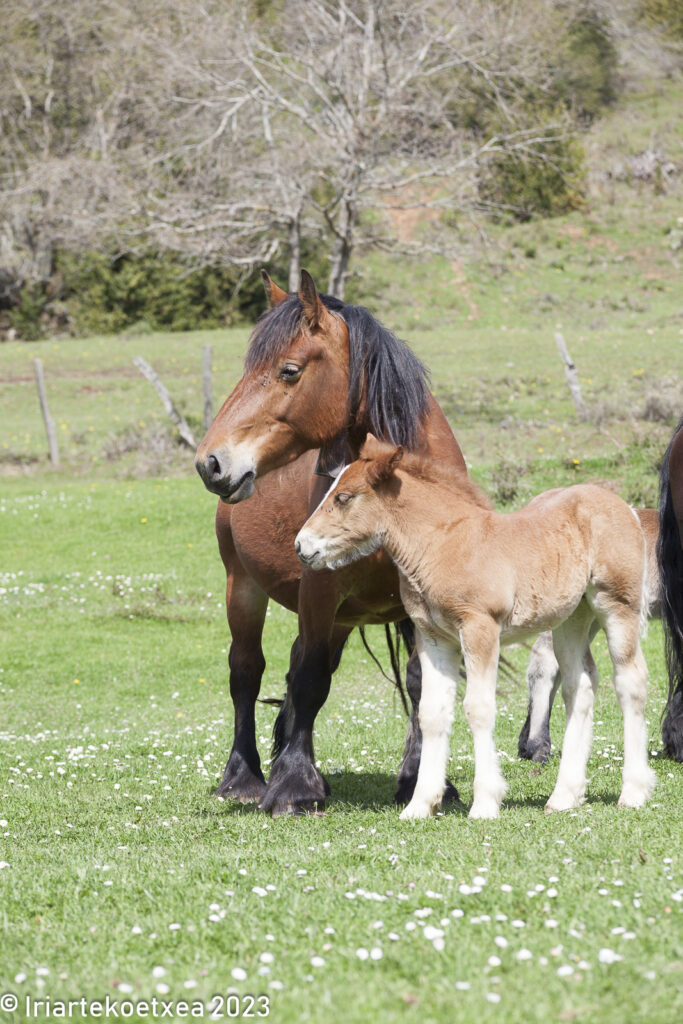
[[199, 775, 630, 818], [199, 772, 471, 816]]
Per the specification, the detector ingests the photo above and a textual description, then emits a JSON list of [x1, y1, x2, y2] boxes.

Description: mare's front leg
[[518, 632, 560, 762], [259, 574, 350, 816], [395, 647, 460, 805], [461, 616, 507, 819], [401, 632, 460, 820], [217, 563, 269, 802]]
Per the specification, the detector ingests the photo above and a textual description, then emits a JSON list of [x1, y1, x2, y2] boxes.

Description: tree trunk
[[287, 209, 301, 293], [327, 198, 355, 299]]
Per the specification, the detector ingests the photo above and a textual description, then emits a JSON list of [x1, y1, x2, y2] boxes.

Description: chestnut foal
[[518, 507, 661, 763], [296, 437, 655, 819]]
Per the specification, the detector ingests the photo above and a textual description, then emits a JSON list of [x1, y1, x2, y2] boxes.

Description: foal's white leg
[[400, 632, 460, 820], [546, 607, 597, 813], [600, 610, 654, 808], [461, 617, 507, 820]]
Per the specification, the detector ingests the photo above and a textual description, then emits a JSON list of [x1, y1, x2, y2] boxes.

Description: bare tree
[[153, 0, 579, 296]]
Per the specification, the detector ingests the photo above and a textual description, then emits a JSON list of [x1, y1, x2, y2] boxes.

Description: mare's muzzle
[[195, 449, 256, 503]]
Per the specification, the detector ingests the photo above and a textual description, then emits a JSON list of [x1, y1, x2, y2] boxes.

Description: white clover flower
[[598, 948, 623, 964]]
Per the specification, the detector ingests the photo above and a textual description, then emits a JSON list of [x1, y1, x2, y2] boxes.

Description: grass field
[[1, 76, 682, 1023]]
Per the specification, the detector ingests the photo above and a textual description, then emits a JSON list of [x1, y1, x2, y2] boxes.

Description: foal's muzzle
[[294, 533, 326, 570]]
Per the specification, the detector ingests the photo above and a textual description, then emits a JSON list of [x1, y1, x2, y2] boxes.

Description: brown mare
[[658, 415, 683, 760], [195, 271, 469, 814], [518, 507, 660, 762], [297, 436, 655, 818]]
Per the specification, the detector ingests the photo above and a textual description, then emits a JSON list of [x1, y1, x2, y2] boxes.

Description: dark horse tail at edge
[[658, 415, 683, 761]]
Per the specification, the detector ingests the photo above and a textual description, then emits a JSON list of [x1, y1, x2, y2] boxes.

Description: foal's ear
[[367, 445, 404, 486], [299, 269, 325, 328], [261, 270, 288, 308]]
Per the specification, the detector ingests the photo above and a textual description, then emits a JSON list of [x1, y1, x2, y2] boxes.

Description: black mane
[[244, 293, 431, 450]]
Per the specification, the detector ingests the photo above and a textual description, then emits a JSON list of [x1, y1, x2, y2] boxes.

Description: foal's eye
[[278, 363, 302, 381], [335, 492, 353, 506]]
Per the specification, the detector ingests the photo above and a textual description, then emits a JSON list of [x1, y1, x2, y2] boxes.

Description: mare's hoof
[[216, 756, 266, 803], [258, 755, 329, 817]]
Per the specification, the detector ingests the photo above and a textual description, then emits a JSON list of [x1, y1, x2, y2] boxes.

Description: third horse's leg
[[518, 632, 560, 762]]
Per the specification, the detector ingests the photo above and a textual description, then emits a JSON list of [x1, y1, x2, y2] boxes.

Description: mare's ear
[[299, 268, 326, 328], [367, 445, 403, 486], [261, 269, 288, 307]]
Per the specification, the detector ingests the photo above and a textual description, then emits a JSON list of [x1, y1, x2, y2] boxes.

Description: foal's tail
[[657, 417, 683, 761]]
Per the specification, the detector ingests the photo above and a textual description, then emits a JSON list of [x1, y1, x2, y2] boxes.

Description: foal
[[295, 437, 655, 819]]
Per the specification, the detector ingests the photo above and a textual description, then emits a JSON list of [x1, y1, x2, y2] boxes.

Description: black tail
[[359, 621, 412, 716], [657, 416, 683, 761]]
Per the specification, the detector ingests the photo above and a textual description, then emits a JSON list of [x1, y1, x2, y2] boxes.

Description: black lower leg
[[260, 644, 332, 815], [662, 683, 683, 762], [217, 648, 267, 801]]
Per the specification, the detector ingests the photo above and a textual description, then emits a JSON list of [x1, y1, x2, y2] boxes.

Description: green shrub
[[58, 251, 252, 335], [480, 132, 586, 222], [553, 10, 619, 121], [639, 0, 683, 39], [8, 284, 48, 340]]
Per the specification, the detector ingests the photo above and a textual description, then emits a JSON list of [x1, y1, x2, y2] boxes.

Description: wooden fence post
[[202, 344, 213, 434], [133, 356, 197, 449], [554, 332, 588, 421], [33, 358, 60, 467]]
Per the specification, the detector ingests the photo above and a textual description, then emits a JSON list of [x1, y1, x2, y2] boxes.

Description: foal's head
[[195, 270, 351, 502], [295, 436, 404, 571]]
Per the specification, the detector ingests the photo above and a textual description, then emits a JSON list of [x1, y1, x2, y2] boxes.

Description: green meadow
[[0, 76, 681, 1023]]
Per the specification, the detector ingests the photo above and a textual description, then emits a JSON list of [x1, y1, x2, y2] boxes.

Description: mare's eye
[[278, 363, 302, 381], [335, 492, 353, 506]]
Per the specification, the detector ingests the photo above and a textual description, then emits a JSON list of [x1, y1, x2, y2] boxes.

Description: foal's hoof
[[618, 771, 655, 809], [545, 789, 582, 813], [400, 798, 433, 820], [468, 798, 501, 820]]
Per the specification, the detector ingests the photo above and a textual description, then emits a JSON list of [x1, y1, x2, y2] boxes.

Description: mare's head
[[195, 270, 349, 502], [295, 435, 404, 571], [195, 270, 429, 503]]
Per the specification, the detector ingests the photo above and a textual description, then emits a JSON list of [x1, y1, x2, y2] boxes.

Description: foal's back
[[448, 483, 646, 637]]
